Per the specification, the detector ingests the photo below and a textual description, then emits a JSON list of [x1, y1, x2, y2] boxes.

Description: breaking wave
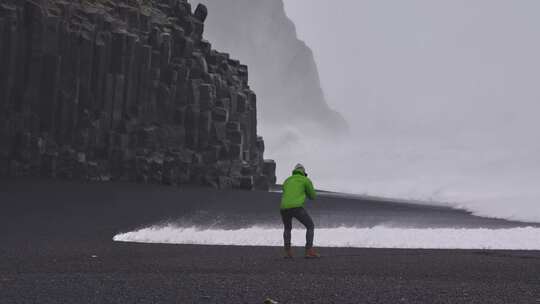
[[114, 225, 540, 250]]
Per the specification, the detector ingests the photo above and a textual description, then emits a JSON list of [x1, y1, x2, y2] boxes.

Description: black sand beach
[[1, 180, 540, 303]]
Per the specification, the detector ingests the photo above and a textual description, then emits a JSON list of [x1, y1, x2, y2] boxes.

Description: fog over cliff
[[198, 0, 348, 176], [199, 0, 346, 129]]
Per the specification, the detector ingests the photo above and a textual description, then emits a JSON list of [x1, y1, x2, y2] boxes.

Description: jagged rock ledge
[[0, 0, 276, 190]]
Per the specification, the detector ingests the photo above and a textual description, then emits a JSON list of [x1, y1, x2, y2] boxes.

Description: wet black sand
[[1, 180, 540, 303]]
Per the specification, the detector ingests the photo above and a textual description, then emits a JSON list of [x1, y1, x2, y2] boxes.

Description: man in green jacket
[[280, 163, 319, 258]]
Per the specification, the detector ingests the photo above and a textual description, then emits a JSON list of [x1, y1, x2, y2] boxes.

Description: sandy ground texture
[[1, 180, 540, 304]]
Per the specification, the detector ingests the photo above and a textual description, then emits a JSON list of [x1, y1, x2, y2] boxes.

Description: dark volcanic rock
[[0, 0, 276, 190]]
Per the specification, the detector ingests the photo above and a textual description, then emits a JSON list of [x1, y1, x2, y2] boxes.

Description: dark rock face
[[199, 0, 348, 134], [0, 0, 275, 190]]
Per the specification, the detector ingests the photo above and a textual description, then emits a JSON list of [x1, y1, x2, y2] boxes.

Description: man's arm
[[305, 178, 317, 200]]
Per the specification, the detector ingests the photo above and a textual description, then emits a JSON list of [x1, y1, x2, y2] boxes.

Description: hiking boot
[[284, 248, 293, 258], [305, 248, 320, 258]]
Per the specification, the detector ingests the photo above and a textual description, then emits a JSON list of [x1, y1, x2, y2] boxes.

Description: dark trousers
[[280, 207, 314, 249]]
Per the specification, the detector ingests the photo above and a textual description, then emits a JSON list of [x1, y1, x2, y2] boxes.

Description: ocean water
[[263, 131, 540, 224], [114, 191, 540, 249]]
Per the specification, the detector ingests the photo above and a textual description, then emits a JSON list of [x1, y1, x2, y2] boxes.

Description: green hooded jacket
[[280, 169, 317, 210]]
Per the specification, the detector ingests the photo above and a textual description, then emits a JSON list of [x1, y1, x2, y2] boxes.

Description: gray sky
[[283, 0, 540, 143]]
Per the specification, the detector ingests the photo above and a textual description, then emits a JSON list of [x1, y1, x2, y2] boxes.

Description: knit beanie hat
[[294, 163, 305, 174]]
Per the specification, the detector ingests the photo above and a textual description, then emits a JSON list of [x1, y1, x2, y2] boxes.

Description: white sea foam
[[263, 130, 540, 224], [114, 225, 540, 250]]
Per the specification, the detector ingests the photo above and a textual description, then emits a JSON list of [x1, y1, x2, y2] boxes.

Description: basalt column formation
[[0, 0, 276, 190]]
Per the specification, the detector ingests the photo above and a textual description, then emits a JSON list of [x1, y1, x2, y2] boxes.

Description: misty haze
[[201, 0, 540, 222]]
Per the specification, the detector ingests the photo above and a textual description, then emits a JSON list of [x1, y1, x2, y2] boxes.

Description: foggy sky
[[283, 0, 540, 144], [194, 0, 540, 221], [277, 1, 540, 221]]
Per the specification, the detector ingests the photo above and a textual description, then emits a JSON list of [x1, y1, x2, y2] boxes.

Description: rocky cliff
[[0, 0, 276, 190], [199, 0, 348, 134]]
